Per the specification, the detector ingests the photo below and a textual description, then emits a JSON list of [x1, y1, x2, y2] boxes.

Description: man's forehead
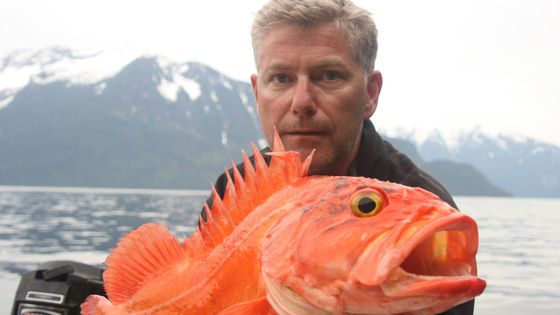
[[262, 56, 349, 71]]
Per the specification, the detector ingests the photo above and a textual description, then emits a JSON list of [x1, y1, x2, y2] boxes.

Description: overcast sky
[[1, 0, 559, 146]]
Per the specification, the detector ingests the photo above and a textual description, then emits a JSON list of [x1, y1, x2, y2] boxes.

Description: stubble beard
[[306, 124, 362, 176]]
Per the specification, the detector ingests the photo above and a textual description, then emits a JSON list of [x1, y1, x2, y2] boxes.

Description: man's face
[[251, 22, 382, 175]]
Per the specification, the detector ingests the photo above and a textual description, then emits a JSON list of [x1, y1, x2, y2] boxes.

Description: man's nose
[[290, 77, 316, 116]]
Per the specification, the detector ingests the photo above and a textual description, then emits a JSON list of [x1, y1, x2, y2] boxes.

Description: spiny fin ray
[[199, 129, 310, 254], [103, 223, 187, 304]]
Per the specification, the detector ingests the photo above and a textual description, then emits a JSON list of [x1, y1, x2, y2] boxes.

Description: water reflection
[[1, 189, 559, 314], [0, 189, 207, 255]]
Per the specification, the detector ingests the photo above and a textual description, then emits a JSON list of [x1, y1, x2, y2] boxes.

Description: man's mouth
[[285, 130, 325, 137]]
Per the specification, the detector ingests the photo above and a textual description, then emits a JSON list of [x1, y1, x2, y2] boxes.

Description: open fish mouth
[[353, 212, 485, 297]]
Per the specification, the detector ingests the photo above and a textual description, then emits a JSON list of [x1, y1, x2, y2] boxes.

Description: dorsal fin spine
[[209, 187, 231, 235], [272, 127, 285, 151], [203, 203, 226, 241], [252, 143, 272, 197], [210, 187, 235, 235], [302, 149, 314, 176], [266, 151, 300, 185], [203, 203, 231, 239], [211, 187, 232, 223], [222, 168, 243, 224], [242, 149, 260, 204], [199, 214, 218, 248], [184, 230, 205, 255], [201, 133, 308, 255], [232, 160, 253, 210]]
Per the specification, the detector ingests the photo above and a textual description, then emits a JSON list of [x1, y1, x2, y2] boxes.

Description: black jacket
[[203, 120, 474, 315]]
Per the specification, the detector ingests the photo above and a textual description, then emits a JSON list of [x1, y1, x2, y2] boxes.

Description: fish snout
[[351, 213, 481, 290]]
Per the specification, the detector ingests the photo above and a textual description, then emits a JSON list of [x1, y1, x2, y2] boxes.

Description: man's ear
[[251, 74, 259, 107], [364, 71, 383, 119]]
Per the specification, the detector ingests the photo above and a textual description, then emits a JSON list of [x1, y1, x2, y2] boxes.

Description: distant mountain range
[[410, 130, 560, 198], [0, 48, 263, 189], [1, 47, 558, 197]]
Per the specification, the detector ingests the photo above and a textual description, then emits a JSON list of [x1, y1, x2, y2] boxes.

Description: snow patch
[[33, 50, 134, 85], [378, 126, 454, 149], [157, 73, 201, 103], [495, 136, 509, 150], [94, 82, 107, 95], [239, 91, 257, 115], [173, 73, 200, 101], [156, 55, 172, 76], [220, 76, 233, 90], [210, 91, 219, 103], [177, 64, 189, 74], [240, 92, 248, 105], [509, 133, 530, 144], [377, 125, 495, 152], [0, 48, 136, 96], [153, 58, 202, 102], [0, 64, 41, 92], [221, 131, 228, 145], [157, 78, 180, 103], [531, 147, 545, 155], [0, 96, 14, 109]]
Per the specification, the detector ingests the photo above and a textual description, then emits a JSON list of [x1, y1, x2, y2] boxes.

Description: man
[[205, 0, 475, 314]]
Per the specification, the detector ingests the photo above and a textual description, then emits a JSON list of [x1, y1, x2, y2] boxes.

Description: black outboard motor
[[11, 260, 106, 315]]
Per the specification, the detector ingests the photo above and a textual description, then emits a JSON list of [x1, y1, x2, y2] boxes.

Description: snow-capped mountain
[[1, 47, 557, 197], [0, 47, 138, 109], [0, 47, 264, 189], [382, 127, 560, 198]]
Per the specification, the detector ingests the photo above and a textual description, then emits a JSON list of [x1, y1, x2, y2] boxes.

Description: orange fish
[[81, 134, 485, 314]]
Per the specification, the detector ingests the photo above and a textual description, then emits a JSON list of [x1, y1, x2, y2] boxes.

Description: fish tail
[[81, 294, 120, 314]]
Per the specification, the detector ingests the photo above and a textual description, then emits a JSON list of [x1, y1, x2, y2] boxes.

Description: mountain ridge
[[383, 128, 560, 197], [0, 54, 264, 189], [1, 48, 557, 197]]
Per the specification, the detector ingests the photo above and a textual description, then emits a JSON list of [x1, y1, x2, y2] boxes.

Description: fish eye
[[350, 189, 385, 217]]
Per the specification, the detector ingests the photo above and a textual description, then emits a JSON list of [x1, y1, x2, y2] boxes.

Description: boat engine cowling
[[11, 260, 106, 315]]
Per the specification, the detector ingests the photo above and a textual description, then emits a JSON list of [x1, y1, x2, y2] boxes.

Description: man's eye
[[323, 71, 339, 80], [272, 73, 290, 84]]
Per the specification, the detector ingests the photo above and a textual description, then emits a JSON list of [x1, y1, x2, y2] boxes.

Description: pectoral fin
[[102, 223, 189, 303], [217, 297, 276, 315]]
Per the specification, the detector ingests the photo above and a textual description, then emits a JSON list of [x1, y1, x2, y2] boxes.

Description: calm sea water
[[1, 186, 559, 314]]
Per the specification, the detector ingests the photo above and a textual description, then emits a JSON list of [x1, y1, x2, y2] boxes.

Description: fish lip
[[352, 212, 480, 288]]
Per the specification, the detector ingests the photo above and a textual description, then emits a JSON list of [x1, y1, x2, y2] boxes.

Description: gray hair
[[251, 0, 378, 74]]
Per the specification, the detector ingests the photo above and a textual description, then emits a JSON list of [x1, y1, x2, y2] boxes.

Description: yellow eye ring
[[350, 189, 385, 217]]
